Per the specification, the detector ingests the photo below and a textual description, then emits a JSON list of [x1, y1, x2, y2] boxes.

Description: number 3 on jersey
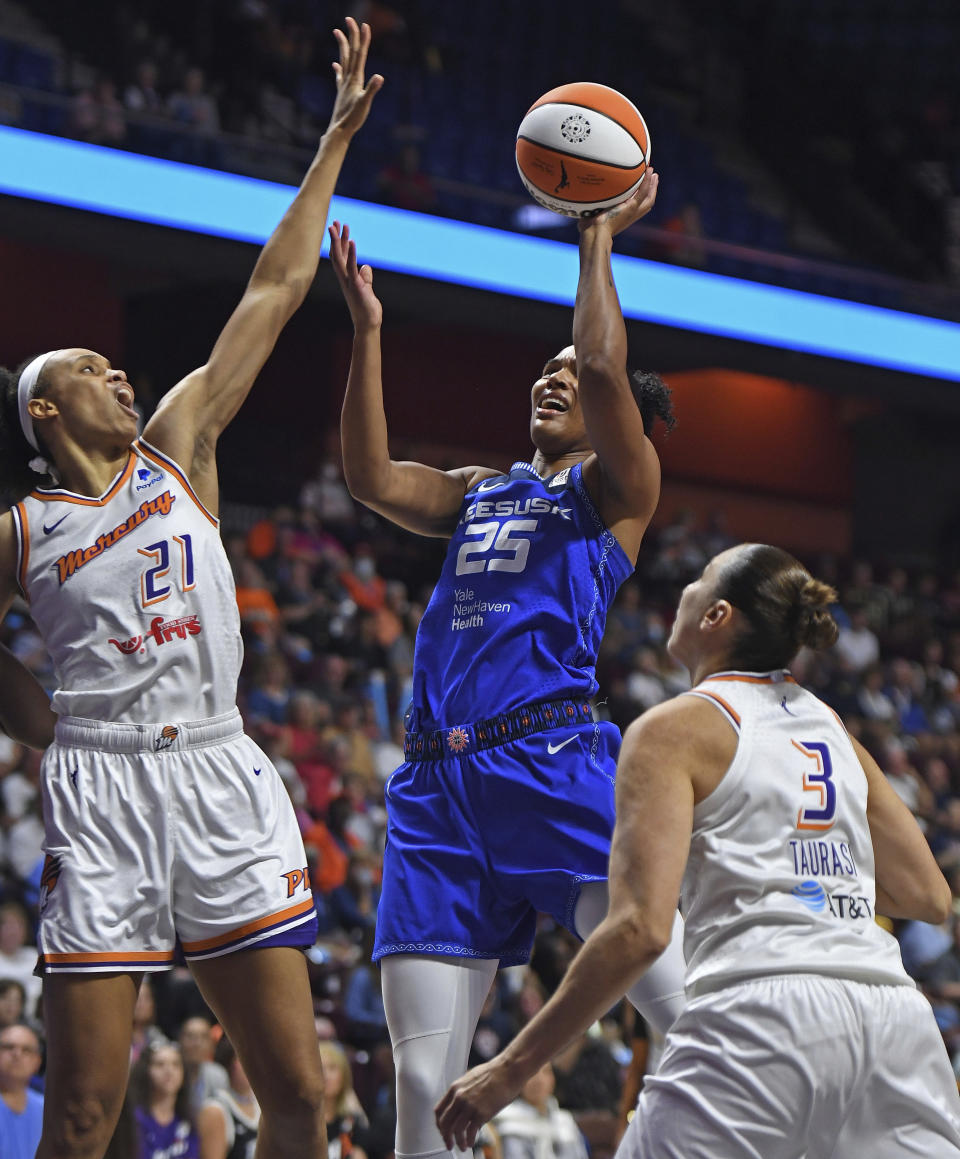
[[793, 739, 837, 831], [138, 534, 195, 607]]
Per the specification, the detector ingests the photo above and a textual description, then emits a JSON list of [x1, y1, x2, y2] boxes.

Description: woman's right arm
[[853, 735, 952, 923], [329, 222, 495, 537], [0, 512, 56, 751]]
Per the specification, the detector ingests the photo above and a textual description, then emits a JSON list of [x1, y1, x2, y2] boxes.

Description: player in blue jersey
[[330, 168, 686, 1159]]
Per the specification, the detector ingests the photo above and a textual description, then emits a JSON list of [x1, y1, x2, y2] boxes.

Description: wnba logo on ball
[[560, 114, 591, 143]]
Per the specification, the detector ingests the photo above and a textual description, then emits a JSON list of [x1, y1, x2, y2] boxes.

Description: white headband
[[17, 351, 57, 473]]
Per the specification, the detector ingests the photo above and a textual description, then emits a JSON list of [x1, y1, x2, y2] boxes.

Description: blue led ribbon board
[[1, 125, 958, 381]]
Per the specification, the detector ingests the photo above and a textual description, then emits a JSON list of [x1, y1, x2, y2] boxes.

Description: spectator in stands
[[179, 1015, 229, 1108], [625, 647, 670, 711], [124, 60, 165, 115], [130, 975, 166, 1063], [0, 905, 39, 1020], [856, 664, 897, 723], [129, 1040, 200, 1159], [244, 653, 294, 730], [234, 558, 282, 639], [0, 1023, 44, 1159], [69, 75, 127, 145], [168, 66, 221, 136], [833, 606, 880, 672], [317, 1040, 369, 1159], [0, 979, 26, 1031], [197, 1036, 260, 1159], [376, 140, 438, 213], [493, 1063, 587, 1159]]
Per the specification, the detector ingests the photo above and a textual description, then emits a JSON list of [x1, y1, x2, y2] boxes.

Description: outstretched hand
[[329, 221, 383, 329], [328, 16, 384, 138], [580, 168, 659, 238], [434, 1058, 523, 1153]]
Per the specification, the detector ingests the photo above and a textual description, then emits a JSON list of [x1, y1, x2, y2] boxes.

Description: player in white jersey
[[0, 19, 381, 1159], [437, 543, 960, 1158]]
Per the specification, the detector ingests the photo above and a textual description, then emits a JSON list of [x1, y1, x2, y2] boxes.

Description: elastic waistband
[[54, 708, 244, 754], [404, 698, 593, 761]]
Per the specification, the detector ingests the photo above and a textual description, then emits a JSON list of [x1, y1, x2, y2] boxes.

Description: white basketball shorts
[[37, 709, 316, 973], [618, 973, 960, 1159]]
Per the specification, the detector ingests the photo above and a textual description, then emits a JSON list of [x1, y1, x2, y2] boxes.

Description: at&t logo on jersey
[[108, 614, 202, 656]]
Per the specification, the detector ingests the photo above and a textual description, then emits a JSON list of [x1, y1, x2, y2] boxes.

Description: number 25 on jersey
[[793, 739, 837, 831]]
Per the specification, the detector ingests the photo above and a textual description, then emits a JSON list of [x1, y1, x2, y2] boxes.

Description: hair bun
[[795, 577, 839, 651]]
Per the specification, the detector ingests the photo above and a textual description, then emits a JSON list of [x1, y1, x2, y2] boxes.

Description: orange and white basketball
[[516, 82, 651, 217]]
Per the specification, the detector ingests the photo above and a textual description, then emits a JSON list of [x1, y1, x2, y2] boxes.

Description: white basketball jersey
[[681, 670, 912, 995], [13, 438, 242, 724]]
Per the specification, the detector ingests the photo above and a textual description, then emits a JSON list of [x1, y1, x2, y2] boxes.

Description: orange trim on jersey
[[687, 689, 741, 729], [136, 439, 218, 528], [29, 452, 136, 506], [13, 503, 29, 598], [708, 672, 797, 685], [180, 897, 315, 954], [42, 950, 174, 965]]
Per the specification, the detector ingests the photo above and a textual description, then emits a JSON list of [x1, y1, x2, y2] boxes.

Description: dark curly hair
[[629, 370, 676, 437], [715, 544, 839, 671], [0, 357, 56, 508]]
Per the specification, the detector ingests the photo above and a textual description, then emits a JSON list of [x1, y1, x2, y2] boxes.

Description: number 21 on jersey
[[793, 739, 837, 831], [138, 534, 195, 607]]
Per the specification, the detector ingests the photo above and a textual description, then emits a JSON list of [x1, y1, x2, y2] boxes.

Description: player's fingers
[[333, 26, 347, 69], [351, 20, 372, 78], [344, 15, 361, 65], [359, 264, 375, 286]]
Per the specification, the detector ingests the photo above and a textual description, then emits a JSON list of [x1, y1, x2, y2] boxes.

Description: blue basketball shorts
[[373, 716, 620, 966]]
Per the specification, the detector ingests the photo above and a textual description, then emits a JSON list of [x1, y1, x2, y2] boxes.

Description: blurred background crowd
[[3, 462, 960, 1157], [0, 0, 959, 313], [1, 0, 960, 1156]]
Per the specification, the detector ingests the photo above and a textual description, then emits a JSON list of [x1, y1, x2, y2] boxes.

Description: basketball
[[515, 82, 651, 218]]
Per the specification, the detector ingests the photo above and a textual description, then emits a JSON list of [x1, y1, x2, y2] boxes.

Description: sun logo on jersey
[[38, 854, 62, 912], [155, 725, 180, 751], [447, 727, 469, 754]]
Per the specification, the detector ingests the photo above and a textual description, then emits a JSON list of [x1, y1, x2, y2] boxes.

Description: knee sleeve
[[575, 881, 687, 1037], [382, 954, 498, 1159]]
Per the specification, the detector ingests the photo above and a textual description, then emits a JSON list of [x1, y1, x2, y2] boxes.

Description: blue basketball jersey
[[409, 461, 633, 730]]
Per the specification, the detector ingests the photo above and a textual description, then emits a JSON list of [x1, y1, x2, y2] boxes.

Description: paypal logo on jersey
[[135, 467, 165, 492], [792, 880, 827, 912]]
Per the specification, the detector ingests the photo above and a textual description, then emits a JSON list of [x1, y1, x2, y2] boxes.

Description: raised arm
[[435, 698, 730, 1150], [329, 221, 495, 537], [576, 172, 662, 563], [0, 513, 56, 750], [853, 735, 952, 923], [142, 18, 383, 514]]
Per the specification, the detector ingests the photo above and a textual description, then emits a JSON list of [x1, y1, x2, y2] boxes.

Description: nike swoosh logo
[[476, 476, 507, 492], [42, 515, 69, 535], [547, 735, 577, 754]]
